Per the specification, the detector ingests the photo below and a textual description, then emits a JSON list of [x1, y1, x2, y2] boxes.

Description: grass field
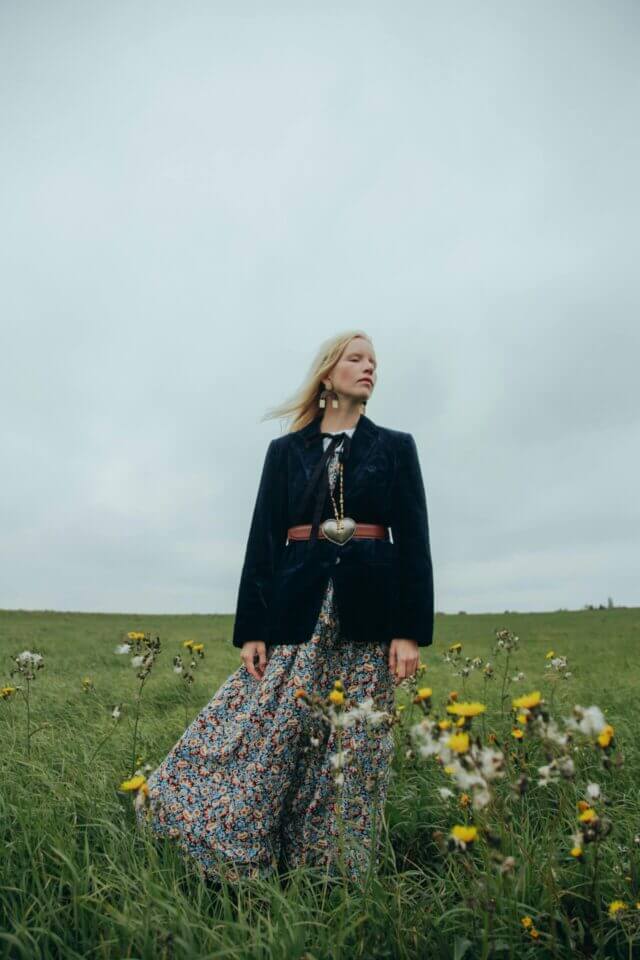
[[1, 606, 639, 959]]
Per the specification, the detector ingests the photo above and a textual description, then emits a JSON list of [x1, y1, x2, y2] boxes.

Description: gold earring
[[318, 383, 339, 409]]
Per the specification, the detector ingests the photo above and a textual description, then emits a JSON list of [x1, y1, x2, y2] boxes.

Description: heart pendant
[[321, 516, 356, 545]]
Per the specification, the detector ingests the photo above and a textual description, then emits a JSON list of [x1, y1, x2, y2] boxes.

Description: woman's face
[[328, 336, 377, 402]]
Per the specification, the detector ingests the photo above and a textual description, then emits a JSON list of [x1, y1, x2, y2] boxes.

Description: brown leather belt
[[286, 522, 389, 542]]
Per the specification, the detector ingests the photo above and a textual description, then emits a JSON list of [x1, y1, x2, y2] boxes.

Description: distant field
[[1, 606, 639, 959]]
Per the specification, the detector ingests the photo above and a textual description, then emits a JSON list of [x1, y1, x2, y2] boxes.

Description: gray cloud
[[1, 0, 638, 615]]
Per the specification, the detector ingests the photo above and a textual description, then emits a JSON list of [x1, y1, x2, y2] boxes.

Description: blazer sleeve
[[389, 432, 434, 647], [232, 438, 288, 649]]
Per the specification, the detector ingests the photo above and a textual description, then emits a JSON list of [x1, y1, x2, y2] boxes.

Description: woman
[[136, 330, 434, 884]]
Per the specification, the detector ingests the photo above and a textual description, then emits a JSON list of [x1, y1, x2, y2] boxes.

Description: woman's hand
[[388, 638, 419, 684], [241, 641, 268, 681]]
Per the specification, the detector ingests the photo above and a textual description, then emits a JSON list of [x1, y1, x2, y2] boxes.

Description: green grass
[[1, 607, 639, 959]]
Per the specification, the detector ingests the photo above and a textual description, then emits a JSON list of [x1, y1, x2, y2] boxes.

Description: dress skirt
[[136, 444, 397, 882], [136, 577, 396, 882]]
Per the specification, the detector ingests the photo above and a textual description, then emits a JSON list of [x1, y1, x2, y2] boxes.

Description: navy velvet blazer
[[231, 412, 434, 649]]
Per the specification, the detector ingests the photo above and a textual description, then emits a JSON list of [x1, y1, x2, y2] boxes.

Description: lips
[[359, 379, 373, 386]]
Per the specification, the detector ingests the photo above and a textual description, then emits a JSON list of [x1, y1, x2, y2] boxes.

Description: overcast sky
[[1, 0, 638, 617]]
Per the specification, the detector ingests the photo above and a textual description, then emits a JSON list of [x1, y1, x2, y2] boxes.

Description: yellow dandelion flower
[[577, 799, 591, 812], [520, 916, 533, 929], [512, 690, 542, 710], [511, 728, 524, 739], [448, 691, 459, 701], [444, 764, 456, 775], [328, 690, 344, 706], [119, 775, 146, 792], [451, 824, 478, 844], [516, 712, 528, 724], [447, 732, 470, 754], [446, 701, 486, 717], [333, 680, 344, 691], [454, 716, 466, 728], [416, 687, 432, 701], [529, 928, 540, 940], [578, 808, 597, 823], [570, 846, 583, 858], [449, 643, 462, 653], [597, 724, 614, 748], [182, 639, 194, 649], [1, 686, 17, 699], [438, 719, 452, 730], [545, 650, 555, 659], [192, 643, 204, 653], [608, 900, 627, 917]]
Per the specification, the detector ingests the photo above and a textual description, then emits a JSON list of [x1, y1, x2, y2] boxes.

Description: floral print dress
[[136, 435, 397, 882]]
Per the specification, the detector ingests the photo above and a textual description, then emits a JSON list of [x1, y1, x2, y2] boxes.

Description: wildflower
[[586, 782, 601, 800], [449, 643, 462, 653], [608, 900, 627, 918], [437, 787, 455, 801], [597, 724, 614, 748], [459, 792, 471, 808], [446, 701, 486, 718], [183, 639, 195, 649], [192, 643, 204, 654], [511, 728, 524, 739], [566, 705, 607, 737], [1, 686, 17, 700], [545, 650, 555, 659], [447, 732, 470, 754], [328, 689, 344, 706], [131, 655, 144, 668], [127, 631, 146, 640], [448, 691, 459, 702], [450, 824, 478, 850], [294, 688, 307, 700], [438, 719, 452, 731], [520, 916, 533, 929], [115, 644, 131, 655], [529, 928, 540, 940], [546, 655, 569, 673], [119, 774, 146, 792], [333, 680, 344, 691], [578, 808, 598, 823], [512, 691, 542, 710], [111, 704, 123, 720], [415, 687, 432, 701], [11, 650, 45, 682]]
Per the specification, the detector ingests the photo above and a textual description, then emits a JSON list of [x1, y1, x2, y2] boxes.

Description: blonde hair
[[262, 329, 374, 433]]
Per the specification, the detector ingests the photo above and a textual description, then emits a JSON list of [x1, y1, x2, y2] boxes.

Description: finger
[[243, 657, 259, 681]]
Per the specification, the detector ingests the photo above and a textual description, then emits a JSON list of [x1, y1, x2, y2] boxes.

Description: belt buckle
[[320, 517, 356, 545]]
